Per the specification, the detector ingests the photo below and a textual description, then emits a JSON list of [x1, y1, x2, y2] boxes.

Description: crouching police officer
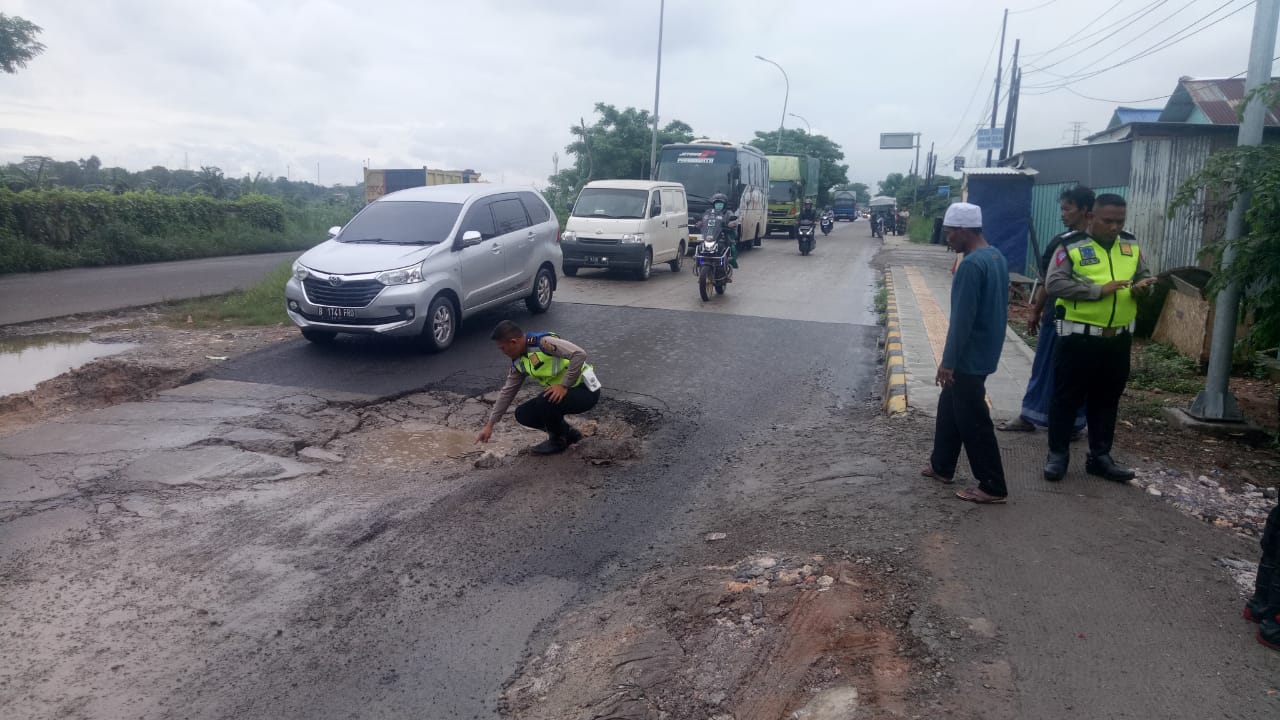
[[1043, 194, 1157, 483], [476, 320, 602, 455]]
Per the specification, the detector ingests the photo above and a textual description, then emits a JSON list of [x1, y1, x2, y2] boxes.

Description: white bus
[[656, 139, 768, 251]]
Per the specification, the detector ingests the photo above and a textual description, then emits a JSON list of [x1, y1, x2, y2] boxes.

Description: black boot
[[1245, 559, 1276, 623], [531, 434, 568, 455], [1043, 451, 1068, 482], [561, 424, 583, 446], [1085, 453, 1135, 482]]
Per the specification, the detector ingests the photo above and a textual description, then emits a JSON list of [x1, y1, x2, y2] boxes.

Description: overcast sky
[[1, 0, 1273, 190]]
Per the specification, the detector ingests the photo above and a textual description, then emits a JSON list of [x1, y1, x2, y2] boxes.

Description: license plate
[[586, 256, 608, 264], [318, 307, 357, 320]]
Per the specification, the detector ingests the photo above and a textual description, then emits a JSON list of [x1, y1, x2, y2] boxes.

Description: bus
[[656, 139, 768, 251]]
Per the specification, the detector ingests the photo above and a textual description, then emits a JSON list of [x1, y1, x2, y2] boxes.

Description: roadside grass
[[1122, 391, 1173, 421], [907, 216, 933, 244], [875, 280, 888, 325], [165, 261, 292, 327], [1130, 341, 1203, 395]]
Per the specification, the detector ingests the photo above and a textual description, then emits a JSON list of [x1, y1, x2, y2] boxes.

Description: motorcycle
[[798, 219, 816, 256], [872, 216, 885, 239], [694, 212, 736, 301], [819, 212, 834, 236]]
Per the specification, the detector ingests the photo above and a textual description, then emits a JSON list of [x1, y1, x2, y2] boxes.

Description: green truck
[[765, 154, 819, 238]]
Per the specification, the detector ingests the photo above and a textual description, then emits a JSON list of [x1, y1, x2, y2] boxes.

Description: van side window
[[518, 191, 551, 224], [457, 200, 497, 242], [649, 191, 662, 217], [491, 198, 530, 235]]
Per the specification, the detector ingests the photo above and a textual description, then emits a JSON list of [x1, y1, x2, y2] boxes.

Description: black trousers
[[1263, 503, 1280, 562], [1049, 332, 1131, 456], [930, 373, 1007, 497], [514, 384, 600, 435]]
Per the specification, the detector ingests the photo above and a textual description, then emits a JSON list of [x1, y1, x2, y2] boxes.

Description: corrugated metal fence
[[1127, 135, 1219, 272], [1027, 182, 1127, 277]]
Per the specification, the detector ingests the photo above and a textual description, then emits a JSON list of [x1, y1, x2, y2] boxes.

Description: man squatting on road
[[475, 320, 601, 455], [921, 202, 1010, 505]]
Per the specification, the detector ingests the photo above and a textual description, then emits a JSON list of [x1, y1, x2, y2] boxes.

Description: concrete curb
[[881, 269, 907, 416]]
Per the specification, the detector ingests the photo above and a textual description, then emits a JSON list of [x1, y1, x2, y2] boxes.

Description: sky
[[1, 0, 1274, 191]]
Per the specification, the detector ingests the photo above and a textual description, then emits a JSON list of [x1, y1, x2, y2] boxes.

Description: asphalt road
[[195, 221, 884, 717], [0, 251, 301, 325]]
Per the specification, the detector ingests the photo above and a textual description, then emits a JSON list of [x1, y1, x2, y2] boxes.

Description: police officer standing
[[1043, 194, 1156, 482]]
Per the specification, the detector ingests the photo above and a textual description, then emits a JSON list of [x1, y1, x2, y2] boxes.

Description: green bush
[[168, 261, 294, 326], [0, 189, 351, 274], [1130, 342, 1203, 394]]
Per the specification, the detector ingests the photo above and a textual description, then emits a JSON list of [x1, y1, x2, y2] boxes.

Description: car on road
[[560, 180, 689, 280], [285, 184, 561, 352]]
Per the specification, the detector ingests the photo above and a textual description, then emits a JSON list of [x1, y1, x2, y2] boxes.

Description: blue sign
[[976, 127, 1004, 151], [937, 185, 951, 197]]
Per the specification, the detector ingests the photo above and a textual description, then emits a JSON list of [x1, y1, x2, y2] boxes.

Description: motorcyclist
[[797, 198, 818, 226], [701, 193, 740, 269]]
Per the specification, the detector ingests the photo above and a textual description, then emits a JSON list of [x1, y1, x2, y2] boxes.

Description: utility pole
[[911, 133, 922, 207], [648, 0, 665, 180], [1000, 39, 1020, 162], [1067, 122, 1086, 145], [1189, 0, 1280, 422], [987, 8, 1009, 168], [1005, 65, 1022, 157]]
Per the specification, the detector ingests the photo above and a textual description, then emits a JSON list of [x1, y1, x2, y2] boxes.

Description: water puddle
[[0, 333, 137, 397], [356, 422, 490, 466]]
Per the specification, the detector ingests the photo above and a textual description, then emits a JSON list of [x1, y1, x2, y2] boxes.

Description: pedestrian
[[1042, 194, 1157, 482], [1245, 503, 1280, 650], [921, 202, 1010, 504], [999, 186, 1093, 434], [475, 320, 602, 455]]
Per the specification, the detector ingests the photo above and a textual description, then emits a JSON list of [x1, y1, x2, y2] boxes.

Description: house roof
[[1107, 106, 1163, 130], [1159, 77, 1280, 126], [961, 167, 1038, 176]]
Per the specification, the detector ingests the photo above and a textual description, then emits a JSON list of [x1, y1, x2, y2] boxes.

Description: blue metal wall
[[967, 175, 1034, 276]]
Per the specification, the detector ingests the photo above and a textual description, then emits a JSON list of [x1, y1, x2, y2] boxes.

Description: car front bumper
[[561, 242, 648, 270], [284, 277, 429, 337]]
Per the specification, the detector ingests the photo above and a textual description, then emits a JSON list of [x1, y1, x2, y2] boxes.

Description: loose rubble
[[1131, 465, 1278, 538]]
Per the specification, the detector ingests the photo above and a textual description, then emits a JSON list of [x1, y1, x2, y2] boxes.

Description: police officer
[[475, 320, 602, 455], [1043, 194, 1156, 482]]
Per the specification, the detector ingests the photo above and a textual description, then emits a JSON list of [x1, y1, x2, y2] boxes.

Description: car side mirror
[[459, 230, 483, 248], [327, 225, 342, 239], [650, 205, 661, 218]]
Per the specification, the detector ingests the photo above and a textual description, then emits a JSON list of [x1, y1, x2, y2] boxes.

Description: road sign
[[953, 156, 965, 171], [976, 127, 1004, 151], [937, 185, 951, 197], [879, 132, 917, 150]]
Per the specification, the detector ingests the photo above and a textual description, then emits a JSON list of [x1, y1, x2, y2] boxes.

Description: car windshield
[[338, 201, 462, 245], [572, 188, 648, 219], [769, 181, 798, 203], [657, 147, 735, 203]]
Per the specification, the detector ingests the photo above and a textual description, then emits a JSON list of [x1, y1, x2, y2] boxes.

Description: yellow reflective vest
[[1054, 237, 1141, 328], [515, 332, 590, 388]]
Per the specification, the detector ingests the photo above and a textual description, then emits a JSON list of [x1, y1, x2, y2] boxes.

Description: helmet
[[710, 193, 727, 205], [804, 198, 814, 206]]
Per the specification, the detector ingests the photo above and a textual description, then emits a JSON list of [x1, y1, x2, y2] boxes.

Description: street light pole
[[756, 55, 789, 152], [648, 0, 665, 180], [788, 113, 811, 133]]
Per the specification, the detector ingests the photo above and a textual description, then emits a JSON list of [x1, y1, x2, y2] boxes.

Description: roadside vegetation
[[874, 280, 889, 325], [165, 262, 292, 327]]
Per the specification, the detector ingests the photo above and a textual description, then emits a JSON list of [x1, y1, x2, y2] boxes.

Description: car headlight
[[562, 230, 577, 242], [620, 233, 646, 244], [292, 262, 309, 282], [375, 264, 425, 286]]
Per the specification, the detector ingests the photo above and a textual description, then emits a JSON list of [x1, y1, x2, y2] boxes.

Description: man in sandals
[[922, 203, 1009, 504], [999, 186, 1092, 437]]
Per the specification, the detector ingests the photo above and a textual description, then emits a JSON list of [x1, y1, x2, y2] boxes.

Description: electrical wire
[[1027, 0, 1184, 76], [1021, 0, 1136, 63], [1024, 54, 1280, 103], [940, 25, 1003, 150], [1010, 0, 1061, 13]]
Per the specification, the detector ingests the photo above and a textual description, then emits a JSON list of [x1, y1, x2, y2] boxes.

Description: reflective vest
[[1054, 236, 1141, 328], [515, 332, 590, 388]]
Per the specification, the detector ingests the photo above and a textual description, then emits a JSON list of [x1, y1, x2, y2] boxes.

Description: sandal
[[997, 417, 1036, 432], [921, 465, 955, 485], [955, 486, 1007, 504]]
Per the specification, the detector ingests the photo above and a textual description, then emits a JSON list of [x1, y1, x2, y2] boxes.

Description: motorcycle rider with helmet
[[797, 198, 818, 226], [701, 192, 740, 269]]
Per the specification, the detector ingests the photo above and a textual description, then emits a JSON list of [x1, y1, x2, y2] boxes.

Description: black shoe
[[1259, 614, 1280, 651], [562, 425, 583, 446], [531, 435, 569, 455], [1043, 451, 1068, 482], [1085, 453, 1135, 482], [1245, 559, 1276, 623]]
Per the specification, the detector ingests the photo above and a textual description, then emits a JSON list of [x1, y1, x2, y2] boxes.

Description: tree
[[877, 173, 909, 198], [0, 14, 45, 74], [748, 128, 849, 206]]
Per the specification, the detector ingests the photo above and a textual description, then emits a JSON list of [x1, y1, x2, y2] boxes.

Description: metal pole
[[789, 113, 811, 133], [912, 134, 921, 207], [1000, 39, 1020, 162], [987, 8, 1008, 168], [756, 55, 789, 152], [1189, 0, 1280, 422], [648, 0, 665, 181]]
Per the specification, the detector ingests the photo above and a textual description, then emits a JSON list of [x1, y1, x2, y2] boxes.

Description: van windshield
[[338, 201, 462, 245], [572, 188, 648, 219]]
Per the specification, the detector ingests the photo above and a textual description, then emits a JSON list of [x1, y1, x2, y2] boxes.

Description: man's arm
[[539, 336, 588, 387], [1045, 247, 1102, 301], [940, 262, 981, 371], [485, 368, 526, 425]]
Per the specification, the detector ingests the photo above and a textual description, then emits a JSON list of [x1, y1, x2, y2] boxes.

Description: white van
[[560, 180, 689, 280]]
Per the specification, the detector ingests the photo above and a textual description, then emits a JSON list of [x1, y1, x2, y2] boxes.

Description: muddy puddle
[[0, 333, 137, 397], [355, 422, 492, 466]]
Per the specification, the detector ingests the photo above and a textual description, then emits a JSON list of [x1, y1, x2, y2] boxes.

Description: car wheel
[[636, 249, 652, 281], [669, 243, 684, 273], [525, 267, 554, 313], [421, 295, 456, 353], [562, 265, 579, 277], [300, 329, 336, 344]]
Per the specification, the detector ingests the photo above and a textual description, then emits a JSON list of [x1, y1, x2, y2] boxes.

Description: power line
[[940, 23, 1003, 150], [1022, 0, 1135, 63], [1026, 0, 1175, 74], [1009, 0, 1061, 13], [1024, 54, 1280, 103]]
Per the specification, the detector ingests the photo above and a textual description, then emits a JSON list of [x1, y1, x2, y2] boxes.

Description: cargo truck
[[363, 167, 483, 204], [832, 190, 858, 221], [765, 154, 818, 238]]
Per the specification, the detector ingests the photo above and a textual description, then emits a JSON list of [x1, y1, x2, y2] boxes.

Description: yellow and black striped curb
[[882, 269, 907, 415]]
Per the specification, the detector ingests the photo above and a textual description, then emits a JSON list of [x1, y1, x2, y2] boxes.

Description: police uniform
[[487, 332, 602, 454], [1043, 230, 1150, 481]]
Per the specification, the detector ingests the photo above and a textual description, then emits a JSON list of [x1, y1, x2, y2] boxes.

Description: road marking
[[902, 265, 994, 411]]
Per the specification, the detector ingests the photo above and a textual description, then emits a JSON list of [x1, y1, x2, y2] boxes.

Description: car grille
[[768, 210, 791, 218], [578, 237, 620, 245], [296, 310, 404, 326], [303, 277, 384, 308]]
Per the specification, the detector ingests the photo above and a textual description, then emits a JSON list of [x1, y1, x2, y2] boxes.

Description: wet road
[[0, 251, 300, 325], [197, 221, 883, 717]]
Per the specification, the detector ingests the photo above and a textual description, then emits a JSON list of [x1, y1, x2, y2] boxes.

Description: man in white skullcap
[[920, 202, 1010, 504]]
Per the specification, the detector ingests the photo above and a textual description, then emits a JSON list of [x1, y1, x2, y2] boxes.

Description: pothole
[[501, 553, 921, 720], [0, 333, 138, 398]]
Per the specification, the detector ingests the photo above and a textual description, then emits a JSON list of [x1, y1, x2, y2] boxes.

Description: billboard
[[976, 127, 1005, 151], [879, 132, 917, 150]]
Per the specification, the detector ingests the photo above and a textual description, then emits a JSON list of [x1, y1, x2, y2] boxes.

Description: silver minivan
[[285, 184, 562, 352]]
